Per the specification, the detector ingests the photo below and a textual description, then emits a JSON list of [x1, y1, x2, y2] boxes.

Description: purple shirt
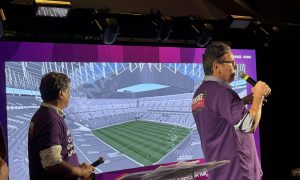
[[192, 77, 262, 180], [28, 105, 79, 180]]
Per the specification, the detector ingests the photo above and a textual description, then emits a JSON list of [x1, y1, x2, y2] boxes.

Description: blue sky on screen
[[117, 83, 169, 93]]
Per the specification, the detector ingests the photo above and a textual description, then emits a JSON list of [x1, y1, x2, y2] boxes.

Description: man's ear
[[212, 62, 220, 71], [58, 89, 64, 100], [213, 62, 223, 75]]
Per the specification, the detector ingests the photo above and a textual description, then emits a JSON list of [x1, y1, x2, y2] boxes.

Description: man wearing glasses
[[192, 42, 271, 180]]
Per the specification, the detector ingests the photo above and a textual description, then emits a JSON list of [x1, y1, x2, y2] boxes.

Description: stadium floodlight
[[0, 8, 6, 39], [227, 15, 254, 29], [35, 0, 71, 18]]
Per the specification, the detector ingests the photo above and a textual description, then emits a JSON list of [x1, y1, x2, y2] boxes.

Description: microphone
[[91, 157, 105, 167], [238, 71, 257, 86]]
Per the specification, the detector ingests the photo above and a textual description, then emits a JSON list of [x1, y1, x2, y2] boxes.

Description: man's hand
[[0, 157, 9, 180], [252, 81, 271, 98], [78, 162, 95, 179]]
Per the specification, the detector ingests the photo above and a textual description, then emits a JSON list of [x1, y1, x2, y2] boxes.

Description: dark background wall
[[257, 25, 299, 180]]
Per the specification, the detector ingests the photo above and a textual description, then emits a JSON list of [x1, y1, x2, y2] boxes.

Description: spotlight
[[226, 15, 254, 29], [150, 13, 173, 42], [35, 0, 71, 18], [0, 8, 6, 39], [263, 26, 279, 47], [0, 22, 3, 39], [94, 17, 119, 45], [252, 21, 279, 47], [157, 15, 172, 41], [102, 18, 119, 45], [196, 23, 214, 47]]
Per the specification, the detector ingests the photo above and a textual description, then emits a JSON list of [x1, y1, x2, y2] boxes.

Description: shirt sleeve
[[37, 117, 63, 168], [234, 112, 254, 132], [38, 117, 62, 151], [40, 145, 63, 168]]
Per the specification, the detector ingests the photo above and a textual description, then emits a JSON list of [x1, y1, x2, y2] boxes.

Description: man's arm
[[44, 161, 94, 179], [40, 145, 94, 179], [248, 81, 271, 133], [0, 157, 9, 180], [235, 81, 270, 133], [242, 93, 253, 105], [248, 94, 264, 133], [242, 93, 267, 105]]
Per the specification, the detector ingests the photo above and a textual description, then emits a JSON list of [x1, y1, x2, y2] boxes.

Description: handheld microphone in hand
[[238, 71, 257, 86], [91, 157, 105, 167]]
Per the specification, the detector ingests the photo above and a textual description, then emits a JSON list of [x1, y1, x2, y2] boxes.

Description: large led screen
[[0, 42, 258, 180]]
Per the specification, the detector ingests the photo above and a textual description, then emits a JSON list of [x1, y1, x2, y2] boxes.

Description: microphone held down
[[91, 157, 105, 167]]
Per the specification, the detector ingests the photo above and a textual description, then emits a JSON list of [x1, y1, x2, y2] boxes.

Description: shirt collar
[[41, 102, 65, 118], [204, 75, 232, 88]]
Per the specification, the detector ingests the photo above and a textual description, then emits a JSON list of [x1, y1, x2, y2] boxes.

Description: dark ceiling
[[0, 0, 299, 48], [4, 0, 298, 24]]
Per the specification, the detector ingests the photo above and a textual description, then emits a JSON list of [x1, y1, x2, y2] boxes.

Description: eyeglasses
[[219, 60, 237, 68]]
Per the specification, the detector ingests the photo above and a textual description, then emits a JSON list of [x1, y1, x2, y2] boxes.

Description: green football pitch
[[92, 120, 192, 165]]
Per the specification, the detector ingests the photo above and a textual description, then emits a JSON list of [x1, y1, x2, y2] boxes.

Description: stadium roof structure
[[5, 61, 204, 98]]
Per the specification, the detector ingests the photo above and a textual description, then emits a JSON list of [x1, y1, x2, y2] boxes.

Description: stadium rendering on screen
[[0, 42, 257, 180]]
